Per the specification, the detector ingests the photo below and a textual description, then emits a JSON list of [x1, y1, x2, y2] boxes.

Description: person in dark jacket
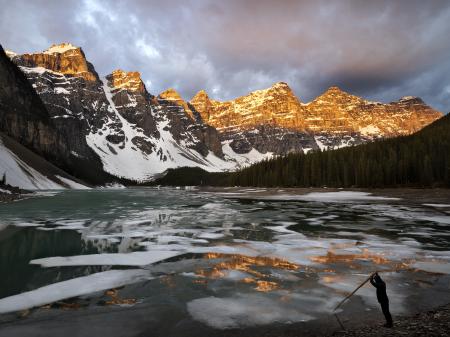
[[370, 272, 393, 327]]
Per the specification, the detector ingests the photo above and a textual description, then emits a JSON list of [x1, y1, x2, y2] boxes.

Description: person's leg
[[380, 301, 393, 327]]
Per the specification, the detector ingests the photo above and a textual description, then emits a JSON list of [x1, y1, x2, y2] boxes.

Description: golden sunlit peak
[[107, 69, 145, 92], [111, 69, 126, 75], [191, 89, 210, 100], [264, 81, 293, 93], [323, 86, 349, 95], [271, 81, 290, 88], [158, 88, 183, 100], [44, 43, 79, 54]]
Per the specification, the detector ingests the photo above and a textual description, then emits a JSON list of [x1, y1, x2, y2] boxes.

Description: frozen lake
[[0, 188, 449, 336]]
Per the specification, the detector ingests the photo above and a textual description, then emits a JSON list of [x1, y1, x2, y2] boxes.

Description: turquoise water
[[0, 188, 449, 336]]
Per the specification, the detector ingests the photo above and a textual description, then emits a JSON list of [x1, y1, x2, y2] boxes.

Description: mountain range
[[0, 43, 443, 188]]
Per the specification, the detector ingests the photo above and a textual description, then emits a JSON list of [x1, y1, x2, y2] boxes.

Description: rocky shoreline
[[336, 303, 450, 337], [0, 184, 30, 203]]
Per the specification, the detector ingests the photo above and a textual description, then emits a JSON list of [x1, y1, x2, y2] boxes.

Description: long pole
[[333, 272, 376, 312]]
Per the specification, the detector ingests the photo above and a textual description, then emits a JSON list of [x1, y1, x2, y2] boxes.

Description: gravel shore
[[0, 192, 23, 202], [336, 303, 450, 337], [0, 184, 30, 203]]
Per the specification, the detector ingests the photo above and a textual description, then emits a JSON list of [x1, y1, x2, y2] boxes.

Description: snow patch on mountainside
[[86, 80, 254, 181], [55, 176, 90, 189], [222, 141, 273, 168], [314, 136, 328, 151], [360, 125, 381, 136], [44, 43, 78, 54], [5, 49, 17, 58], [0, 138, 73, 190]]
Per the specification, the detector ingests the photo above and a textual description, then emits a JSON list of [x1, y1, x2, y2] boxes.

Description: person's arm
[[369, 275, 377, 287]]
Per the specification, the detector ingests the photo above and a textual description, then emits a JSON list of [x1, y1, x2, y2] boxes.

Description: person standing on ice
[[370, 272, 393, 328]]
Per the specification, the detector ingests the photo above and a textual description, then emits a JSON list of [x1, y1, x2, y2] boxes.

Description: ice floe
[[187, 294, 313, 329], [423, 204, 450, 208], [30, 250, 184, 267], [412, 261, 450, 274], [257, 191, 400, 202], [0, 269, 151, 314]]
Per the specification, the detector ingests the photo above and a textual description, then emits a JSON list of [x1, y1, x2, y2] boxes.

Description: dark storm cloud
[[0, 0, 449, 111]]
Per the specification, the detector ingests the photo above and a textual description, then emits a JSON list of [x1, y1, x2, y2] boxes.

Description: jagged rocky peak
[[107, 69, 146, 94], [158, 88, 184, 101], [44, 43, 78, 54], [397, 96, 424, 104], [191, 89, 210, 102], [202, 81, 307, 132], [241, 81, 299, 102], [190, 89, 214, 121], [267, 81, 293, 92], [158, 88, 196, 120], [13, 42, 99, 82], [324, 85, 344, 93], [312, 86, 366, 105]]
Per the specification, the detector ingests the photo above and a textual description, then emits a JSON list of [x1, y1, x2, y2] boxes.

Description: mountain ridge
[[190, 82, 442, 136], [3, 42, 444, 186]]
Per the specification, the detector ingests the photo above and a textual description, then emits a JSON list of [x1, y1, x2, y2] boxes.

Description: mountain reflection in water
[[0, 188, 449, 334]]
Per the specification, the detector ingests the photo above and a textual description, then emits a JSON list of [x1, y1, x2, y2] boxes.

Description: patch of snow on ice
[[187, 295, 313, 329], [412, 261, 450, 274], [258, 191, 400, 202], [0, 269, 150, 314], [30, 250, 184, 267], [423, 204, 450, 208]]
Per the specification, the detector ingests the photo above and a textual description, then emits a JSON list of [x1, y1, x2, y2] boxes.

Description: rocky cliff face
[[0, 45, 111, 185], [192, 82, 307, 133], [305, 87, 442, 136], [191, 82, 442, 153], [9, 45, 127, 182], [158, 88, 198, 121], [156, 88, 223, 157], [106, 69, 159, 141], [0, 45, 67, 163], [8, 44, 235, 181], [108, 69, 146, 93], [4, 42, 443, 182], [17, 43, 99, 82]]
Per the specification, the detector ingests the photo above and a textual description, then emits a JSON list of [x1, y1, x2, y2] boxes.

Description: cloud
[[0, 0, 449, 111]]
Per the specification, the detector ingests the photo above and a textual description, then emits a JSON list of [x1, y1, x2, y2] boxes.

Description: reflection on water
[[0, 188, 449, 332], [311, 250, 389, 265], [195, 253, 299, 292], [0, 226, 100, 299]]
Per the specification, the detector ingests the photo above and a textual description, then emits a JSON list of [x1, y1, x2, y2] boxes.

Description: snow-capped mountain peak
[[2, 43, 443, 186], [44, 43, 79, 54]]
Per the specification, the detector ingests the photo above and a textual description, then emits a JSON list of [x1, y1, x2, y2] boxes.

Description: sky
[[0, 0, 449, 111]]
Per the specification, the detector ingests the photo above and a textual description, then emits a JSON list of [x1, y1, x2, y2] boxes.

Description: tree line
[[152, 113, 449, 188], [230, 113, 450, 188]]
